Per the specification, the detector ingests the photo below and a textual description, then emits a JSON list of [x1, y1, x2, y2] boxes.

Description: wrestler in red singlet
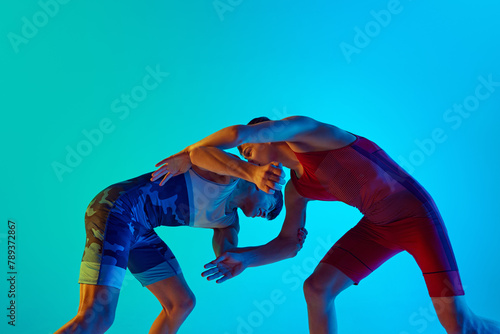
[[290, 131, 464, 297]]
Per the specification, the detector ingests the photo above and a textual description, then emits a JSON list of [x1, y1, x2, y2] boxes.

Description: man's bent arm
[[227, 181, 308, 267], [212, 221, 240, 257], [185, 116, 318, 152], [190, 146, 256, 183]]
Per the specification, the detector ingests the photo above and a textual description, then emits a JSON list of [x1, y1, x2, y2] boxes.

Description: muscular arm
[[190, 146, 285, 194], [190, 147, 256, 184], [242, 181, 308, 266], [185, 115, 320, 152], [153, 115, 347, 186], [212, 220, 240, 257], [228, 180, 309, 267], [201, 179, 309, 283]]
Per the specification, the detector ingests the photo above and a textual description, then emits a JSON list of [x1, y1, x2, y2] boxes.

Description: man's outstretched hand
[[201, 228, 306, 283], [151, 150, 192, 186], [202, 252, 247, 284]]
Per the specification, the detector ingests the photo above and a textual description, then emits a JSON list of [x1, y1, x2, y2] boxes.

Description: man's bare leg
[[303, 263, 354, 334], [145, 273, 196, 334], [432, 296, 500, 334], [54, 283, 120, 334]]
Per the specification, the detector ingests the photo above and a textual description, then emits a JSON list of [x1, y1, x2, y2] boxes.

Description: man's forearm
[[228, 236, 299, 268], [190, 146, 255, 183], [186, 125, 243, 152], [214, 242, 236, 258]]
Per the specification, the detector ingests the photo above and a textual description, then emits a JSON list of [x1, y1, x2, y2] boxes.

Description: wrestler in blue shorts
[[54, 151, 297, 334]]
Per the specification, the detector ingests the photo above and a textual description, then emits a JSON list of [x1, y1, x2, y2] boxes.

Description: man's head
[[233, 179, 283, 220], [237, 117, 277, 166]]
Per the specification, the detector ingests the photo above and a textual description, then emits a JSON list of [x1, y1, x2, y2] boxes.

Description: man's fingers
[[298, 228, 308, 244], [211, 254, 227, 265], [263, 179, 283, 192], [203, 262, 217, 269], [159, 172, 172, 186], [267, 173, 284, 184], [201, 269, 215, 277], [206, 272, 224, 281], [266, 187, 276, 195], [155, 158, 169, 167], [268, 162, 282, 172], [263, 172, 283, 185], [271, 161, 283, 169], [270, 164, 284, 176], [271, 171, 285, 184], [151, 166, 168, 181], [216, 275, 231, 284], [201, 267, 219, 277], [152, 165, 171, 179], [266, 180, 282, 192], [152, 164, 169, 176]]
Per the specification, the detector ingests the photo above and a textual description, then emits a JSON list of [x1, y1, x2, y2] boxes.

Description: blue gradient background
[[1, 1, 499, 333]]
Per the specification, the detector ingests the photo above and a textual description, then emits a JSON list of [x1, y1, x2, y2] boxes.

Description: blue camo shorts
[[78, 175, 182, 290]]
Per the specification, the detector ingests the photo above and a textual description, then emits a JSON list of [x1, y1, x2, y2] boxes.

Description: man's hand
[[202, 252, 247, 284], [151, 150, 192, 186], [251, 162, 286, 194]]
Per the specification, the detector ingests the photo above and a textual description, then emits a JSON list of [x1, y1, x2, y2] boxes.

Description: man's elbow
[[232, 125, 246, 146], [189, 146, 204, 163], [289, 243, 304, 258], [277, 236, 302, 259]]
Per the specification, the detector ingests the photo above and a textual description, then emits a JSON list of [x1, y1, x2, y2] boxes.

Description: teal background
[[2, 0, 500, 333]]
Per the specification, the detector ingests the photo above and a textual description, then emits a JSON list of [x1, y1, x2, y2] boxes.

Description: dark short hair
[[237, 116, 272, 156], [248, 116, 271, 125], [267, 188, 284, 221]]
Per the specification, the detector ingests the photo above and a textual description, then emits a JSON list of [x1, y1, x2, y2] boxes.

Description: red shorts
[[321, 193, 465, 298]]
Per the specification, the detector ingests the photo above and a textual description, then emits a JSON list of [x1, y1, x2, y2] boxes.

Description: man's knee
[[75, 307, 115, 333], [179, 292, 196, 314], [303, 265, 353, 305], [304, 275, 336, 304], [76, 293, 118, 332], [167, 292, 196, 318]]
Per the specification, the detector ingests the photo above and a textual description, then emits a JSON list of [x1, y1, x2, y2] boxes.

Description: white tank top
[[185, 167, 239, 228]]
